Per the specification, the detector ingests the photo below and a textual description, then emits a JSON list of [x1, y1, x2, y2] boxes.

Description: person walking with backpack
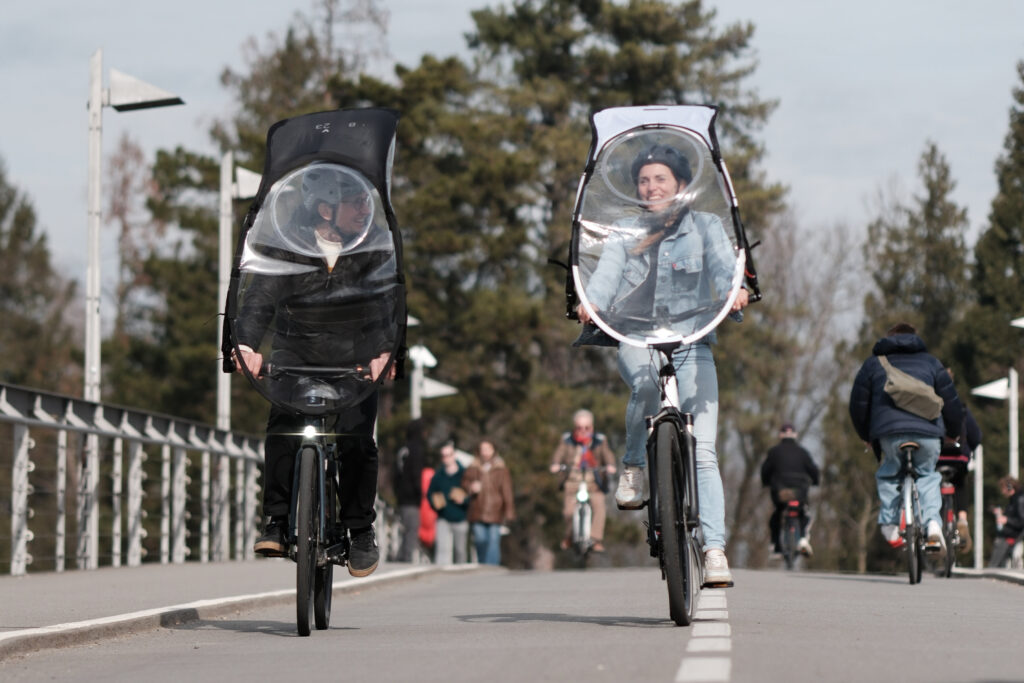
[[848, 322, 964, 552]]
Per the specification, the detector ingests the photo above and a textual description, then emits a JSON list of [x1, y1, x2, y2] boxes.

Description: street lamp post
[[80, 48, 182, 570], [85, 48, 184, 403]]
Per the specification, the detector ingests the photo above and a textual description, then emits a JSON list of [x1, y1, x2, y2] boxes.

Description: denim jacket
[[584, 210, 739, 341]]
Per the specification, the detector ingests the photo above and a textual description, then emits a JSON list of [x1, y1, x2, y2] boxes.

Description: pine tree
[[0, 158, 79, 393]]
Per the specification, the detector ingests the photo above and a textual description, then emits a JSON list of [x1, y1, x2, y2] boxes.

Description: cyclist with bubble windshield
[[575, 133, 751, 587], [224, 109, 406, 579]]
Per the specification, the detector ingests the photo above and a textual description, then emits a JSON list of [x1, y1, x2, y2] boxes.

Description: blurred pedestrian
[[427, 440, 470, 564], [463, 440, 515, 565], [393, 419, 426, 562], [988, 476, 1024, 568]]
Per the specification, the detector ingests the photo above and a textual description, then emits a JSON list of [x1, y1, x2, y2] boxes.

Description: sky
[[1, 0, 1023, 307]]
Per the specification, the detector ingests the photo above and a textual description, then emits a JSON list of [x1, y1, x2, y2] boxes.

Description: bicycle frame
[[646, 344, 700, 528]]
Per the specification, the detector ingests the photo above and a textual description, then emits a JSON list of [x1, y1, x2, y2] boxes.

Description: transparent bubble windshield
[[229, 161, 402, 415], [573, 126, 745, 347]]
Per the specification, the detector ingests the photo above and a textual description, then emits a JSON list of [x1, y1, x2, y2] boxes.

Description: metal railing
[[0, 382, 264, 575]]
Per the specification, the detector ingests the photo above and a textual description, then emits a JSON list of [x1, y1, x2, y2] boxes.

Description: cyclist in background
[[937, 368, 982, 553], [761, 422, 819, 557], [848, 322, 963, 552], [549, 409, 617, 553]]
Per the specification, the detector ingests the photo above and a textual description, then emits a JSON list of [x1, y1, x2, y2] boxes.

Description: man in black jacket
[[848, 323, 964, 552], [761, 423, 820, 557]]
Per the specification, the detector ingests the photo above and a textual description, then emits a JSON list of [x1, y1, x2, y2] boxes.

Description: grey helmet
[[301, 165, 352, 211]]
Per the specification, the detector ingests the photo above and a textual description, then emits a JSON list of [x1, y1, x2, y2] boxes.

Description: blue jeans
[[471, 522, 502, 565], [876, 434, 941, 527], [617, 342, 726, 552]]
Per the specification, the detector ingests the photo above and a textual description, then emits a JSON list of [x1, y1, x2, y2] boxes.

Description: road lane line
[[676, 657, 731, 682], [691, 622, 730, 637], [687, 637, 731, 652], [680, 591, 732, 682]]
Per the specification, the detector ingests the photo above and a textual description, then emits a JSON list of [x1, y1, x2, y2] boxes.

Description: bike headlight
[[302, 425, 317, 440]]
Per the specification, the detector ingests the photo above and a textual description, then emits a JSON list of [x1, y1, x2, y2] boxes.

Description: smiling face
[[636, 162, 683, 213], [317, 192, 372, 241]]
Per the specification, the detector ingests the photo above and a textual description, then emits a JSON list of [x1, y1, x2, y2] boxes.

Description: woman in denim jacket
[[577, 144, 748, 586]]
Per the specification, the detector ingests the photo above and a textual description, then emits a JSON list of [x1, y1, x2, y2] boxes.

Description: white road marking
[[675, 657, 731, 682], [687, 637, 732, 652], [680, 591, 732, 681], [691, 622, 731, 637], [694, 609, 728, 620]]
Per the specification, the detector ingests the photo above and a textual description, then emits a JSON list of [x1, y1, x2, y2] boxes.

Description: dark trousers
[[988, 535, 1020, 568], [261, 393, 379, 530]]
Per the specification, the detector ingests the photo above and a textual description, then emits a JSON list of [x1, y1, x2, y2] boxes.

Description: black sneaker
[[348, 526, 379, 577], [254, 517, 287, 557]]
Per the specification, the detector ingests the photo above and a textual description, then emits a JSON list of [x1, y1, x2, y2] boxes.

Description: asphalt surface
[[0, 557, 486, 660]]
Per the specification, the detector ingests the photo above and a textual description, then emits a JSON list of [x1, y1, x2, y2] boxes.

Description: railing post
[[160, 443, 170, 564], [127, 441, 145, 566], [200, 449, 210, 563], [111, 436, 123, 567], [55, 428, 67, 572], [212, 453, 229, 562], [246, 457, 259, 560], [77, 431, 100, 570], [234, 455, 245, 560], [11, 425, 35, 576], [172, 446, 188, 563]]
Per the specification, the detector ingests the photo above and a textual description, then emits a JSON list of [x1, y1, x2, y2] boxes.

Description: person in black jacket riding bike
[[233, 164, 399, 577], [761, 422, 820, 557]]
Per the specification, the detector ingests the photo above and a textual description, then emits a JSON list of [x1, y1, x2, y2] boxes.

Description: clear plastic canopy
[[229, 162, 402, 414], [572, 106, 746, 348]]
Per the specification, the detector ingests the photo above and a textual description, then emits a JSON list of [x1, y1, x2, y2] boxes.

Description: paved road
[[2, 563, 1022, 682]]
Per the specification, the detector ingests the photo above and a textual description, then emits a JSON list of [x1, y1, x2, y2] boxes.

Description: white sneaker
[[703, 548, 734, 587], [615, 466, 647, 509], [797, 537, 813, 557], [925, 520, 946, 553], [880, 524, 903, 548]]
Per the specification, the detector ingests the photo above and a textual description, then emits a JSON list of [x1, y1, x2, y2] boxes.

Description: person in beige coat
[[550, 409, 616, 552], [462, 440, 515, 565]]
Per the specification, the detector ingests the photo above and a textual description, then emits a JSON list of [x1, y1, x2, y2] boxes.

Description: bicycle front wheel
[[296, 446, 319, 636], [655, 421, 697, 626], [314, 459, 336, 630], [940, 494, 956, 578]]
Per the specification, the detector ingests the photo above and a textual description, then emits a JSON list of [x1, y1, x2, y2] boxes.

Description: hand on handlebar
[[367, 352, 395, 382], [232, 347, 264, 379], [577, 303, 594, 324], [731, 288, 749, 313]]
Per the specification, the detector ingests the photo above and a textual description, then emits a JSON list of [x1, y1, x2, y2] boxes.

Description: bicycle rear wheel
[[296, 446, 318, 636], [654, 421, 697, 626], [904, 475, 924, 585], [781, 517, 800, 570]]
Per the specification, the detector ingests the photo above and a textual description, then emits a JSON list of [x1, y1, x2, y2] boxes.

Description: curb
[[951, 566, 1024, 586], [0, 564, 489, 661]]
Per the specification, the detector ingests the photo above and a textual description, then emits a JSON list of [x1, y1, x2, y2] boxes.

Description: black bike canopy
[[222, 108, 407, 416]]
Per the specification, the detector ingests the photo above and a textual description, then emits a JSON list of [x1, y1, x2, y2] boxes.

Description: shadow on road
[[175, 619, 359, 637], [455, 612, 670, 628]]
